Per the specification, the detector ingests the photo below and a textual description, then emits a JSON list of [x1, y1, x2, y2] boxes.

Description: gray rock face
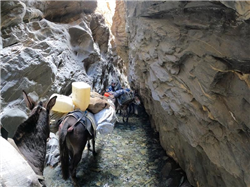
[[45, 1, 97, 20], [1, 1, 27, 29], [111, 0, 128, 66], [221, 1, 250, 20], [46, 133, 60, 167], [112, 1, 250, 187], [0, 1, 116, 137], [90, 14, 110, 54]]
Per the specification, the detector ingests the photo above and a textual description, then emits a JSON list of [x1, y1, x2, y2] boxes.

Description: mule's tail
[[59, 121, 70, 180]]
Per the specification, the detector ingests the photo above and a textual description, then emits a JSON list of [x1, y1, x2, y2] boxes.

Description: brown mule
[[13, 90, 57, 185], [110, 93, 141, 123]]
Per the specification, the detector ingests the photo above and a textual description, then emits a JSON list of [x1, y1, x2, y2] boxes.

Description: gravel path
[[44, 108, 191, 187]]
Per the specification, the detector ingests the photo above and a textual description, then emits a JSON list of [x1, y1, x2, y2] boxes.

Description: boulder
[[0, 136, 41, 187]]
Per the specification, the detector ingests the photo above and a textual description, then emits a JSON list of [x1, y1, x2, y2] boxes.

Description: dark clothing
[[108, 85, 116, 92], [117, 90, 134, 105], [113, 89, 125, 98], [108, 82, 132, 98], [108, 82, 122, 92]]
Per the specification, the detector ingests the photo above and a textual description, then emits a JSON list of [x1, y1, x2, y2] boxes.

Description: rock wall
[[112, 1, 250, 187], [111, 0, 128, 70], [0, 1, 117, 137]]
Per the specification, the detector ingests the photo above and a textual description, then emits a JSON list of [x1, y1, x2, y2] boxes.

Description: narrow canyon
[[1, 1, 250, 187]]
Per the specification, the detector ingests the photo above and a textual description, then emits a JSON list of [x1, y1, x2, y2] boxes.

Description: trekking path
[[44, 108, 191, 187]]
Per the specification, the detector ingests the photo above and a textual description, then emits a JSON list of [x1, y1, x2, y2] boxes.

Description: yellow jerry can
[[72, 82, 91, 111], [50, 94, 74, 113]]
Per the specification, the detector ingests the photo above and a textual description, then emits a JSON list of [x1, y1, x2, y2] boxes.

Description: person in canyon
[[107, 80, 131, 99], [107, 80, 121, 92]]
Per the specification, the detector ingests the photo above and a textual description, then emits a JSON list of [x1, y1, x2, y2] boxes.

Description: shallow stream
[[44, 108, 191, 187]]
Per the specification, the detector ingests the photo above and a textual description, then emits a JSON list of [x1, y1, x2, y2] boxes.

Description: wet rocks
[[44, 109, 190, 187]]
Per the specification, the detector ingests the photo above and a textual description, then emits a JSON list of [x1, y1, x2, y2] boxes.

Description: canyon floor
[[44, 106, 191, 187]]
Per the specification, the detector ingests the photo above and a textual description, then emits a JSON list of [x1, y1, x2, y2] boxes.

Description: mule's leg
[[92, 138, 96, 156], [122, 114, 126, 123], [69, 152, 82, 186], [116, 108, 121, 115], [122, 105, 129, 123], [122, 108, 126, 123], [125, 112, 129, 123], [87, 140, 91, 150], [122, 110, 127, 123], [116, 103, 122, 115], [129, 103, 134, 115], [126, 105, 130, 122]]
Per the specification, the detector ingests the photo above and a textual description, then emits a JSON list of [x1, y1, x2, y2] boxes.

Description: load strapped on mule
[[105, 79, 135, 106], [50, 82, 117, 135], [103, 80, 139, 123], [48, 82, 117, 185]]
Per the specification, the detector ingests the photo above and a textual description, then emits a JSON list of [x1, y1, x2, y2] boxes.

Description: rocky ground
[[44, 106, 191, 187]]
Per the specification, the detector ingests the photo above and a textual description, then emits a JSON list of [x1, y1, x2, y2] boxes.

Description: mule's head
[[23, 90, 57, 115], [14, 91, 57, 142], [133, 96, 141, 105], [20, 90, 57, 140]]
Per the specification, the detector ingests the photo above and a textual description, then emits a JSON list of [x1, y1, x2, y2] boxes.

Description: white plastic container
[[72, 82, 91, 111], [50, 94, 74, 113]]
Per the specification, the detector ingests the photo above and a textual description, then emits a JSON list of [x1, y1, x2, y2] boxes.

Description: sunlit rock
[[1, 1, 26, 29], [34, 1, 97, 22], [111, 0, 128, 65], [221, 1, 250, 20], [90, 14, 110, 54]]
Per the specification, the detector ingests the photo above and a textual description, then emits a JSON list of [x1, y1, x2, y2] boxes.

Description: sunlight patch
[[96, 0, 116, 28]]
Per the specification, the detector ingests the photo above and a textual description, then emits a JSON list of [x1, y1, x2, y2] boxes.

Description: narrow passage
[[44, 107, 191, 187]]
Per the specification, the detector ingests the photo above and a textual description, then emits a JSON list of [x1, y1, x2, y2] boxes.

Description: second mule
[[13, 90, 57, 185], [111, 92, 141, 123]]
